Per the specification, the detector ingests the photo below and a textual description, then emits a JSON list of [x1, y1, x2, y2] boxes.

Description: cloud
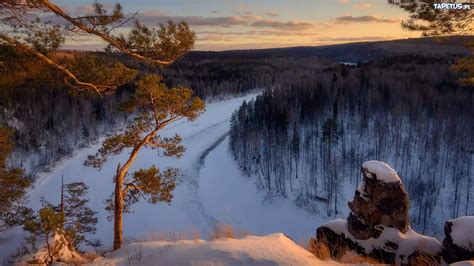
[[352, 3, 374, 9], [44, 9, 315, 32], [240, 11, 253, 15], [71, 3, 115, 15], [264, 11, 280, 18], [211, 11, 220, 14], [333, 15, 400, 24], [134, 12, 313, 31], [250, 19, 314, 30], [136, 12, 248, 27], [198, 30, 318, 37], [339, 0, 351, 4], [240, 15, 262, 20]]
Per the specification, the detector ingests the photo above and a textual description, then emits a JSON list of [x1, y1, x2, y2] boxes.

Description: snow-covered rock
[[349, 160, 409, 238], [16, 233, 87, 265], [361, 160, 400, 183], [451, 261, 474, 266], [88, 233, 339, 266], [314, 219, 441, 264], [310, 161, 441, 264], [443, 216, 474, 264]]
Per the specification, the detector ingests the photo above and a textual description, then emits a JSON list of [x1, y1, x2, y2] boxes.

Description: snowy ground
[[0, 94, 343, 262], [89, 233, 339, 266]]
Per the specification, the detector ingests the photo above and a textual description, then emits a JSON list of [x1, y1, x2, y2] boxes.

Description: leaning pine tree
[[1, 0, 204, 251], [85, 74, 205, 250]]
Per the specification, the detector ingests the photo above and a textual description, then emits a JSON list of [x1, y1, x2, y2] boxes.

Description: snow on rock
[[350, 161, 409, 238], [451, 261, 474, 266], [88, 233, 340, 266], [17, 233, 87, 265], [313, 219, 442, 265], [442, 216, 474, 264], [309, 162, 440, 264], [362, 160, 400, 183], [450, 216, 474, 251], [356, 180, 368, 201], [316, 219, 441, 264]]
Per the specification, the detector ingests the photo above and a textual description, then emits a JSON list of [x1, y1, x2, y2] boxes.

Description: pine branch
[[39, 0, 176, 65], [0, 33, 110, 95]]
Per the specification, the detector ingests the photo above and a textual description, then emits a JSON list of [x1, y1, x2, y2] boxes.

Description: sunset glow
[[57, 0, 421, 51]]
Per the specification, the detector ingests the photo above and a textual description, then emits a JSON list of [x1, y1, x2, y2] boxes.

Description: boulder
[[442, 216, 474, 264], [347, 160, 410, 239], [310, 160, 442, 264]]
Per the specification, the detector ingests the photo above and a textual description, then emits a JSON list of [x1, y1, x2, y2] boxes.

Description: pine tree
[[85, 74, 205, 250], [61, 182, 100, 250], [24, 180, 98, 261], [0, 127, 32, 231], [23, 206, 65, 264], [388, 0, 474, 85], [2, 1, 200, 251], [387, 0, 472, 36], [1, 1, 196, 94]]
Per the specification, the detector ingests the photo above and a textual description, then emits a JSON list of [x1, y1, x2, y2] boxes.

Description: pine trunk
[[112, 128, 160, 250], [113, 169, 125, 250]]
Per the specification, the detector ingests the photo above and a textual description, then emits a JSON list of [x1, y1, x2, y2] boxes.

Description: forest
[[1, 39, 473, 237], [0, 45, 335, 172], [3, 37, 470, 174], [229, 53, 474, 235]]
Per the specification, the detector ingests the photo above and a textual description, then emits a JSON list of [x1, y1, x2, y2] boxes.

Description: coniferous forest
[[2, 41, 473, 238], [229, 54, 474, 235]]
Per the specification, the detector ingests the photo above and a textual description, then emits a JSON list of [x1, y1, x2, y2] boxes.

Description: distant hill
[[186, 35, 473, 63]]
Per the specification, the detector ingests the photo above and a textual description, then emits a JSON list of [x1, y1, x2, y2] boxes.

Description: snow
[[322, 219, 441, 264], [449, 216, 474, 251], [340, 62, 357, 66], [198, 137, 333, 242], [451, 261, 474, 266], [18, 233, 86, 265], [0, 228, 26, 264], [88, 233, 339, 266], [356, 180, 368, 200], [362, 160, 400, 183]]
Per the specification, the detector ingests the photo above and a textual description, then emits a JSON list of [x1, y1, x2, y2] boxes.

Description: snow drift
[[88, 233, 338, 266]]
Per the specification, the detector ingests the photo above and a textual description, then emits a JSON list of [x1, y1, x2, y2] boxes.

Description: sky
[[55, 0, 422, 51]]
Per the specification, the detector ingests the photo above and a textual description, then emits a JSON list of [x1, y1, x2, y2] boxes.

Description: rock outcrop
[[442, 216, 474, 264], [348, 160, 410, 240], [310, 160, 442, 265]]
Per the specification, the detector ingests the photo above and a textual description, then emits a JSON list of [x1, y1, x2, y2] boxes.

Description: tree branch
[[38, 0, 175, 65], [122, 183, 145, 200], [0, 33, 106, 95]]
